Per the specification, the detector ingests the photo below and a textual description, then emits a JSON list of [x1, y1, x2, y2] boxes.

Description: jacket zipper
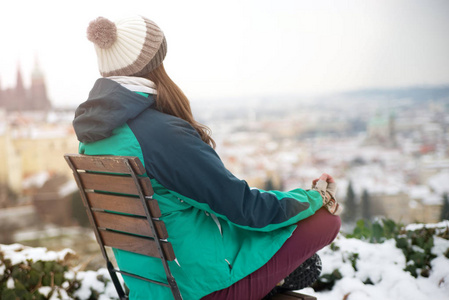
[[209, 213, 231, 271], [224, 259, 232, 271], [210, 213, 223, 236]]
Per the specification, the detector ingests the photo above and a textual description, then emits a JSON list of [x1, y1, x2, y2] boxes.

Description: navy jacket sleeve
[[128, 110, 323, 231]]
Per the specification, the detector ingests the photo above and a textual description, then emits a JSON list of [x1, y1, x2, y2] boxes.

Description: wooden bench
[[65, 154, 317, 300], [270, 291, 317, 300]]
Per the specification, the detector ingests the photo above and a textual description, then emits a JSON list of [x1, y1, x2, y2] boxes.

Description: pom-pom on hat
[[87, 16, 167, 77]]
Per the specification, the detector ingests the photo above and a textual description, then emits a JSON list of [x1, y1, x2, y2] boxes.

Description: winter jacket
[[73, 78, 323, 300]]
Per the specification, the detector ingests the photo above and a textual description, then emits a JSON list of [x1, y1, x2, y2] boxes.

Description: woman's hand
[[312, 173, 335, 185], [311, 173, 342, 215]]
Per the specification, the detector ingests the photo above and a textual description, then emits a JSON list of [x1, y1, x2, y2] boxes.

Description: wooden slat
[[65, 154, 146, 175], [93, 211, 168, 239], [65, 154, 177, 263], [86, 193, 161, 218], [79, 172, 153, 196], [99, 230, 175, 261]]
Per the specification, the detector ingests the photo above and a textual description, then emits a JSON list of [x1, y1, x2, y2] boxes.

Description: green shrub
[[0, 251, 77, 299], [313, 218, 449, 291], [0, 244, 117, 300], [346, 218, 400, 243], [344, 218, 449, 277], [395, 227, 438, 278]]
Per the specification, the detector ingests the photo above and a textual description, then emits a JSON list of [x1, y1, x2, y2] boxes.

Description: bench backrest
[[64, 154, 182, 300]]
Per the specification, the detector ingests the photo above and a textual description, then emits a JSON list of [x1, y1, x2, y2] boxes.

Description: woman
[[73, 15, 342, 300]]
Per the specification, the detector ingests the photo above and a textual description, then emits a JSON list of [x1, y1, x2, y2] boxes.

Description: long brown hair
[[143, 63, 215, 148]]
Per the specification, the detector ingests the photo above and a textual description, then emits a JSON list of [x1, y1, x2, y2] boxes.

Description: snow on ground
[[67, 268, 118, 300], [405, 220, 449, 232], [1, 222, 449, 300], [0, 243, 74, 266], [298, 231, 449, 300]]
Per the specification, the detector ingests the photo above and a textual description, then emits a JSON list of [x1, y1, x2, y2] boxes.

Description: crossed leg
[[202, 208, 341, 300]]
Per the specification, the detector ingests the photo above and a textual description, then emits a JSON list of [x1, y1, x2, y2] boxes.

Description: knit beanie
[[87, 16, 167, 77]]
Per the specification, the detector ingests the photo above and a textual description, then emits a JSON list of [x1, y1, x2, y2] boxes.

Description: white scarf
[[107, 76, 157, 95]]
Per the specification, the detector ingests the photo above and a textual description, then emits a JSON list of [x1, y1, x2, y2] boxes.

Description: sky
[[0, 0, 448, 107]]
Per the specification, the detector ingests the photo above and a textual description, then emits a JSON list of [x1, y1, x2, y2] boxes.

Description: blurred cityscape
[[194, 85, 449, 228], [1, 61, 449, 268]]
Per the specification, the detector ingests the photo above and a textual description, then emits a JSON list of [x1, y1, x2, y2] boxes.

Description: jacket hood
[[73, 78, 155, 143]]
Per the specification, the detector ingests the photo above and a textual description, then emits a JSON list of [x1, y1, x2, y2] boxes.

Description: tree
[[71, 191, 90, 227], [343, 181, 357, 223], [361, 189, 372, 220], [441, 193, 449, 221], [264, 177, 275, 191]]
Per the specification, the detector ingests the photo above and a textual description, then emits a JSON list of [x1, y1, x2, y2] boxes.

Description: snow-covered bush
[[1, 219, 448, 300], [310, 219, 449, 300], [0, 244, 117, 300]]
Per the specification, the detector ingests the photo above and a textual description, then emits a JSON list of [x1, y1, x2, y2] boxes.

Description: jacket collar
[[73, 78, 155, 143]]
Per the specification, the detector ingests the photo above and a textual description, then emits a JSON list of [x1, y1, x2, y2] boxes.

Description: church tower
[[0, 58, 51, 112], [388, 111, 398, 148], [15, 64, 28, 111], [30, 56, 51, 111]]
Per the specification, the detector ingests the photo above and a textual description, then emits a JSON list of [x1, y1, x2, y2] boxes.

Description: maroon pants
[[202, 208, 341, 300]]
